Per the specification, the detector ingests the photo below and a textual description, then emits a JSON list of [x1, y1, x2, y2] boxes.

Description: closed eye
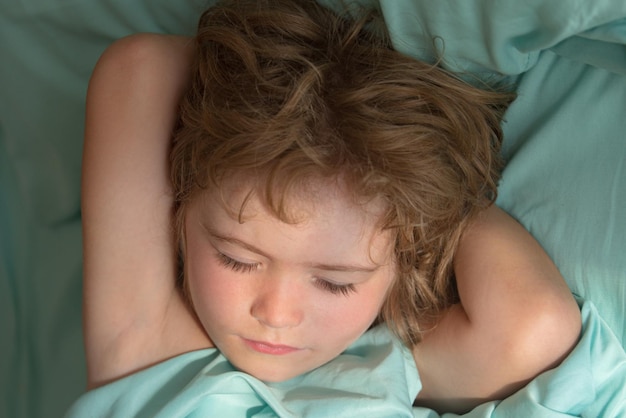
[[216, 252, 355, 295], [216, 253, 259, 273], [314, 278, 356, 297]]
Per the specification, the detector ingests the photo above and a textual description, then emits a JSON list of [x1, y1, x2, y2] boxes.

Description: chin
[[239, 362, 305, 383], [229, 354, 323, 382]]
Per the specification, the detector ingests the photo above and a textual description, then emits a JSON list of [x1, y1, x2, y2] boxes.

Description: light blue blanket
[[65, 301, 626, 417], [65, 325, 419, 418], [2, 0, 625, 417]]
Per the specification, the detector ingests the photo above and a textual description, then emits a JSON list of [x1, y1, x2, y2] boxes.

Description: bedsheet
[[65, 324, 420, 418], [1, 0, 625, 417], [64, 300, 625, 417]]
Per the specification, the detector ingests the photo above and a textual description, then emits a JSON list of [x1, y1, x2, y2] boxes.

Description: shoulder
[[413, 205, 581, 413]]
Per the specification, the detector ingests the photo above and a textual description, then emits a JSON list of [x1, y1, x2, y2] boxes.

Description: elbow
[[505, 293, 582, 383], [476, 294, 581, 403]]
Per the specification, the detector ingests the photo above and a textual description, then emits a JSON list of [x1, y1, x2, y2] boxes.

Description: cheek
[[316, 286, 389, 342], [186, 255, 241, 321], [185, 230, 235, 298], [343, 273, 395, 330], [314, 266, 394, 329]]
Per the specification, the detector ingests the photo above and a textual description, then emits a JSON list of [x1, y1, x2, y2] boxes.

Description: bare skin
[[81, 33, 581, 412], [413, 205, 581, 413], [82, 34, 211, 388]]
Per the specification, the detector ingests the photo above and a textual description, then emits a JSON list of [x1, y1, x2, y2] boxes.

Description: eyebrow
[[204, 226, 381, 273]]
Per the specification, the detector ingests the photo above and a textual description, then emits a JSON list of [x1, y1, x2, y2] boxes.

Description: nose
[[250, 275, 304, 329]]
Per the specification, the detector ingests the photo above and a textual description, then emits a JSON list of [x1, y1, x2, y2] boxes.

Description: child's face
[[183, 181, 396, 382]]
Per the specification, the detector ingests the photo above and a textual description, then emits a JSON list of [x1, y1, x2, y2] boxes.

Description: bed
[[1, 0, 624, 417]]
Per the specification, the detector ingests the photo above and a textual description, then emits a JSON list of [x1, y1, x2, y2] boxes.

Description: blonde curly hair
[[171, 0, 513, 346]]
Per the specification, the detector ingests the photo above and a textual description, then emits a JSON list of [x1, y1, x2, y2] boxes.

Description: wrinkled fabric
[[65, 325, 420, 417], [65, 301, 626, 417]]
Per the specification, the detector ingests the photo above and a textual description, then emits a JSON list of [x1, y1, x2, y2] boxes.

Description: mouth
[[242, 338, 302, 355]]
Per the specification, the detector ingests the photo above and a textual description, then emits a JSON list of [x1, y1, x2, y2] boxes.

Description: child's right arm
[[81, 34, 211, 389]]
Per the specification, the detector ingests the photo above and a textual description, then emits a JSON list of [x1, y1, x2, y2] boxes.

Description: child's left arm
[[413, 204, 581, 413]]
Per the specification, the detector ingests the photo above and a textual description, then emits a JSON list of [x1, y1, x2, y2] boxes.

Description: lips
[[243, 338, 302, 355]]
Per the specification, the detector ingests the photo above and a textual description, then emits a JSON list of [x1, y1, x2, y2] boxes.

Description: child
[[78, 0, 580, 414]]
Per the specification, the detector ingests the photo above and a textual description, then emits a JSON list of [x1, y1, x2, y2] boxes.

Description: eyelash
[[216, 253, 259, 273], [216, 253, 357, 296], [314, 279, 357, 297]]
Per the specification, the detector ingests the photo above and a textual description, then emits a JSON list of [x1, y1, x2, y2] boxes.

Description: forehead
[[192, 178, 393, 264], [213, 174, 387, 225]]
